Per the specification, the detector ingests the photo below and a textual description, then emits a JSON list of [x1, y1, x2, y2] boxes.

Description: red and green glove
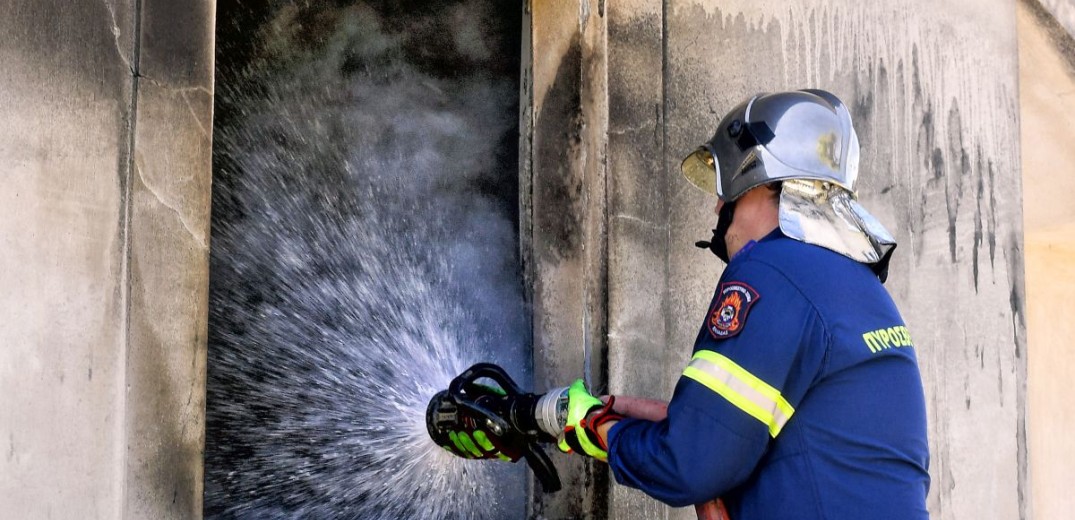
[[556, 379, 624, 462]]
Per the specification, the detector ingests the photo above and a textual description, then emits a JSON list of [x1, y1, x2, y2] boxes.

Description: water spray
[[426, 363, 569, 493], [209, 1, 531, 516]]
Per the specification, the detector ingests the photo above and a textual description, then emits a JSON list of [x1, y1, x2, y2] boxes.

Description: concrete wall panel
[[663, 2, 1025, 519], [527, 0, 1028, 518], [524, 1, 610, 517], [124, 1, 214, 517], [0, 1, 213, 518], [0, 2, 134, 517], [604, 0, 687, 516]]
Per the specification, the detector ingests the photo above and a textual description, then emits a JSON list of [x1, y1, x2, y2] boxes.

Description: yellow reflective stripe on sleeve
[[682, 350, 795, 437]]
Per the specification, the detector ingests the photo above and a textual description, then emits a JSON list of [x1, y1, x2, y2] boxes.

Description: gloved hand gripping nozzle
[[426, 363, 568, 492]]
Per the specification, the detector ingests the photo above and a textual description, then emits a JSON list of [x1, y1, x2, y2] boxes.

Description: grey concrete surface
[[522, 1, 613, 516], [0, 1, 214, 518], [1017, 0, 1075, 517], [525, 0, 1028, 518]]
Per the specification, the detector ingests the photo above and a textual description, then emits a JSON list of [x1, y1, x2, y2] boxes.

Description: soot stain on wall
[[1006, 231, 1027, 359], [973, 145, 985, 291], [943, 101, 968, 264], [533, 34, 584, 263]]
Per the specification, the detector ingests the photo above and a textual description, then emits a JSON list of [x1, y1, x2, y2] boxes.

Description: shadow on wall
[[205, 1, 528, 518]]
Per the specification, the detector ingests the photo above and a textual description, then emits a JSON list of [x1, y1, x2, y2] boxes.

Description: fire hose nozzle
[[426, 363, 564, 493]]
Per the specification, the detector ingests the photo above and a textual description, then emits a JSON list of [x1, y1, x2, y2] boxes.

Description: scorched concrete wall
[[523, 0, 1028, 518], [0, 1, 214, 518]]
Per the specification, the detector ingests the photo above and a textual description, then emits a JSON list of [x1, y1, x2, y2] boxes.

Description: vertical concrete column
[[124, 1, 214, 518], [522, 0, 610, 517], [603, 0, 680, 516], [0, 1, 214, 518], [527, 0, 1028, 518], [1017, 1, 1075, 517]]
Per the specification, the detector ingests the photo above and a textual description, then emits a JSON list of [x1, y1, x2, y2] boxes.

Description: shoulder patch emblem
[[708, 281, 760, 339]]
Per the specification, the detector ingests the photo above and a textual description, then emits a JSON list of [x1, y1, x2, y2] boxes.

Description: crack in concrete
[[666, 120, 692, 134], [135, 160, 208, 250], [140, 75, 212, 97], [613, 213, 667, 230], [102, 0, 134, 75], [138, 77, 213, 139], [180, 89, 212, 140], [607, 330, 664, 347], [608, 121, 654, 136]]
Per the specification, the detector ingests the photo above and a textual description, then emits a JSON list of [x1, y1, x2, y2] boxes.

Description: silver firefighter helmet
[[681, 89, 896, 276], [681, 89, 859, 200]]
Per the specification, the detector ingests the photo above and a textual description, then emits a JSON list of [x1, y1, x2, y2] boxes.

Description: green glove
[[443, 428, 514, 461], [556, 379, 622, 462], [438, 384, 518, 462]]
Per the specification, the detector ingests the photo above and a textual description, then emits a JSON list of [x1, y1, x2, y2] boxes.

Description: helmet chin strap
[[695, 201, 737, 263]]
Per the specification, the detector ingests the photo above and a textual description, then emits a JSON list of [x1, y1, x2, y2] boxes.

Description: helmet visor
[[680, 146, 721, 197]]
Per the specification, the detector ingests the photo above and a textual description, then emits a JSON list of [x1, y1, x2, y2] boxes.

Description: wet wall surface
[[524, 1, 1027, 518], [0, 0, 214, 518]]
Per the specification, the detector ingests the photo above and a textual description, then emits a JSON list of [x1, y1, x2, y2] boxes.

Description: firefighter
[[556, 90, 930, 519]]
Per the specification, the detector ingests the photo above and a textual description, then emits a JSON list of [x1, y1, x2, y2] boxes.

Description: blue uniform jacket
[[607, 230, 930, 519]]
